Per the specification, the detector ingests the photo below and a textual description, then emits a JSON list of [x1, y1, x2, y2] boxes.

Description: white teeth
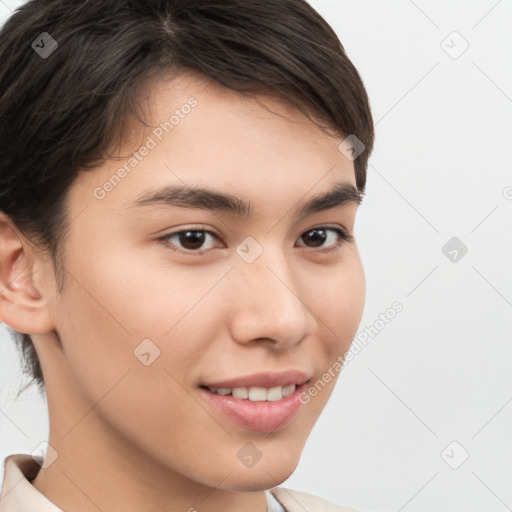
[[248, 387, 267, 401], [208, 384, 297, 401], [232, 387, 249, 399], [266, 386, 284, 401]]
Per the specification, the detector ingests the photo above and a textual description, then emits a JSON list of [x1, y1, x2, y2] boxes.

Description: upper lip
[[201, 370, 310, 389]]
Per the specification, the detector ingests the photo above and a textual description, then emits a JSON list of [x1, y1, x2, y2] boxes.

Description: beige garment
[[0, 453, 359, 512]]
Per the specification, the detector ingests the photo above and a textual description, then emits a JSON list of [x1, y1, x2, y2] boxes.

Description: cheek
[[52, 240, 228, 414], [51, 245, 186, 382], [316, 252, 365, 355], [297, 254, 365, 414], [61, 235, 207, 337], [51, 259, 214, 448]]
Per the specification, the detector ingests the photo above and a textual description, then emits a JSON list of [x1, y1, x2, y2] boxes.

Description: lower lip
[[199, 383, 308, 434]]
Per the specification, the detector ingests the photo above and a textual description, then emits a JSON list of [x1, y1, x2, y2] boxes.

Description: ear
[[0, 212, 55, 334]]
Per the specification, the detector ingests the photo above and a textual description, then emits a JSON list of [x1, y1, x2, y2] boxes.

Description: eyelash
[[157, 225, 354, 256]]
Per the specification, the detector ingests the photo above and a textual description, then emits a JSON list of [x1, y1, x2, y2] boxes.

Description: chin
[[217, 454, 300, 492]]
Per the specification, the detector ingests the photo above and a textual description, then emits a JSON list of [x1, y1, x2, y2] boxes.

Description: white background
[[1, 1, 511, 511]]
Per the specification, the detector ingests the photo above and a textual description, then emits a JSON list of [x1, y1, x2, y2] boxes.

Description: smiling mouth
[[198, 380, 311, 433], [199, 382, 309, 402], [198, 369, 312, 403]]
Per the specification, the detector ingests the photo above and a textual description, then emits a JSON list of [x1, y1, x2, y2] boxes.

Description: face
[[30, 72, 365, 493]]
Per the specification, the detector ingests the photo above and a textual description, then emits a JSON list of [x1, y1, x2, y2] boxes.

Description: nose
[[227, 247, 312, 350]]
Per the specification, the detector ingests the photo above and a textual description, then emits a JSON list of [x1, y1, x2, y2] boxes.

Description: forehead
[[136, 69, 345, 151], [68, 71, 357, 220]]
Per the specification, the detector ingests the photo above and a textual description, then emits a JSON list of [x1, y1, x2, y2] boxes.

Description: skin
[[0, 71, 365, 512]]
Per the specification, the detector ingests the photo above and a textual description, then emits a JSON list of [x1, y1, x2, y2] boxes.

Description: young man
[[0, 0, 374, 510]]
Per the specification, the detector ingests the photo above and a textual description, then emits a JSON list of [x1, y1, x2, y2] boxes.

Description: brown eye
[[296, 227, 351, 252], [301, 228, 329, 248], [159, 229, 220, 254], [175, 230, 207, 251]]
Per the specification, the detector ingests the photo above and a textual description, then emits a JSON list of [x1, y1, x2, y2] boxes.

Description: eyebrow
[[126, 180, 362, 219]]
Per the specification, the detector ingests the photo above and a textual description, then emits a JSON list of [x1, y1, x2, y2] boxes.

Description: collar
[[0, 453, 63, 511]]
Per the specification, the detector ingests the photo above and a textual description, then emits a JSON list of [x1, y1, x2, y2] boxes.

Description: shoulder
[[270, 486, 360, 512]]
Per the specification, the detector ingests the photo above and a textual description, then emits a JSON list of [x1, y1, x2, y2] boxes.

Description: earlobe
[[0, 212, 55, 334]]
